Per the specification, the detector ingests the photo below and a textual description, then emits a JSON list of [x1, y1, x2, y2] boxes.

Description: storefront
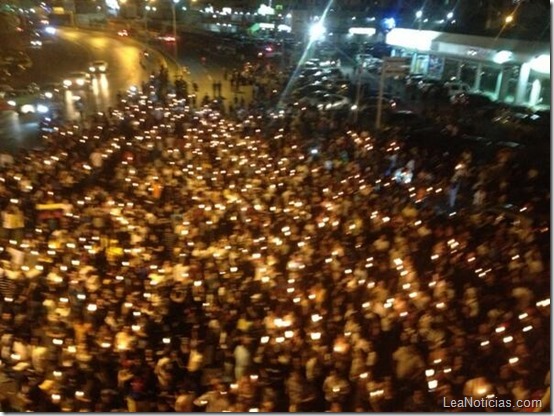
[[385, 28, 550, 109]]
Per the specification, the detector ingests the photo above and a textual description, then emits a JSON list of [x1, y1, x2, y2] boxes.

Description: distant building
[[385, 27, 550, 109]]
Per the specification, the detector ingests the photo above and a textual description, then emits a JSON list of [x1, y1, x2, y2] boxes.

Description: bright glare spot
[[309, 22, 326, 41]]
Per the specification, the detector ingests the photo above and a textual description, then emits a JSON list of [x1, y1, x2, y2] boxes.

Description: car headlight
[[63, 80, 72, 87], [37, 104, 49, 113], [99, 65, 106, 72], [76, 79, 85, 86], [45, 26, 56, 35], [21, 104, 35, 113], [89, 66, 95, 72], [7, 100, 16, 107], [45, 92, 53, 99]]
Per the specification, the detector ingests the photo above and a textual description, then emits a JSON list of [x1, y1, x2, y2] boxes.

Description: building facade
[[385, 28, 550, 109]]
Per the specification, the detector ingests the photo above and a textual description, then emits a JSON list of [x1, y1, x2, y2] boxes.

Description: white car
[[88, 60, 108, 74], [318, 93, 351, 111], [63, 71, 91, 89], [5, 90, 49, 115]]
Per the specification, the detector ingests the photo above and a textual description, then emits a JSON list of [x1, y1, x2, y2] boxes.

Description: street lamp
[[145, 5, 156, 32], [172, 0, 179, 60], [415, 9, 423, 30], [309, 21, 326, 42], [505, 14, 514, 24]]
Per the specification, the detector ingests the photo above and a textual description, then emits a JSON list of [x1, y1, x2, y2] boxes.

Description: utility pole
[[172, 0, 179, 60], [375, 65, 386, 130]]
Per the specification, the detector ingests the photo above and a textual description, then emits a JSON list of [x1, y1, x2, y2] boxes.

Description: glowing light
[[386, 28, 440, 51], [309, 22, 326, 41], [348, 27, 376, 36], [529, 55, 550, 74], [493, 50, 512, 64]]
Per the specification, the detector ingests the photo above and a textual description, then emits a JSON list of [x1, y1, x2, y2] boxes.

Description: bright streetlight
[[505, 14, 514, 24], [172, 0, 179, 60], [145, 5, 156, 32], [446, 11, 453, 20], [415, 9, 423, 29], [309, 21, 326, 41]]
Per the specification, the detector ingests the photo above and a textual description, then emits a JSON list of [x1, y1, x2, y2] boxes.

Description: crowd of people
[[0, 60, 550, 412]]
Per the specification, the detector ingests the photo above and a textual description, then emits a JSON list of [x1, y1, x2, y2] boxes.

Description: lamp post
[[145, 5, 156, 32], [171, 0, 179, 60], [415, 9, 423, 30]]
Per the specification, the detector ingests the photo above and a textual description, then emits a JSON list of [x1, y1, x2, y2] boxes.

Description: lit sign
[[348, 27, 376, 36], [386, 28, 440, 51]]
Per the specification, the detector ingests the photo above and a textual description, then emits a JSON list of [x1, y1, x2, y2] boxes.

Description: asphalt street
[[0, 27, 257, 152], [0, 28, 170, 151]]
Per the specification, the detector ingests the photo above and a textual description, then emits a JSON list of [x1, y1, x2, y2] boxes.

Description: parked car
[[320, 67, 344, 78], [405, 73, 425, 87], [297, 90, 330, 107], [417, 78, 443, 94], [318, 94, 351, 111], [451, 92, 493, 106], [385, 110, 426, 131], [358, 96, 397, 111], [321, 79, 351, 95]]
